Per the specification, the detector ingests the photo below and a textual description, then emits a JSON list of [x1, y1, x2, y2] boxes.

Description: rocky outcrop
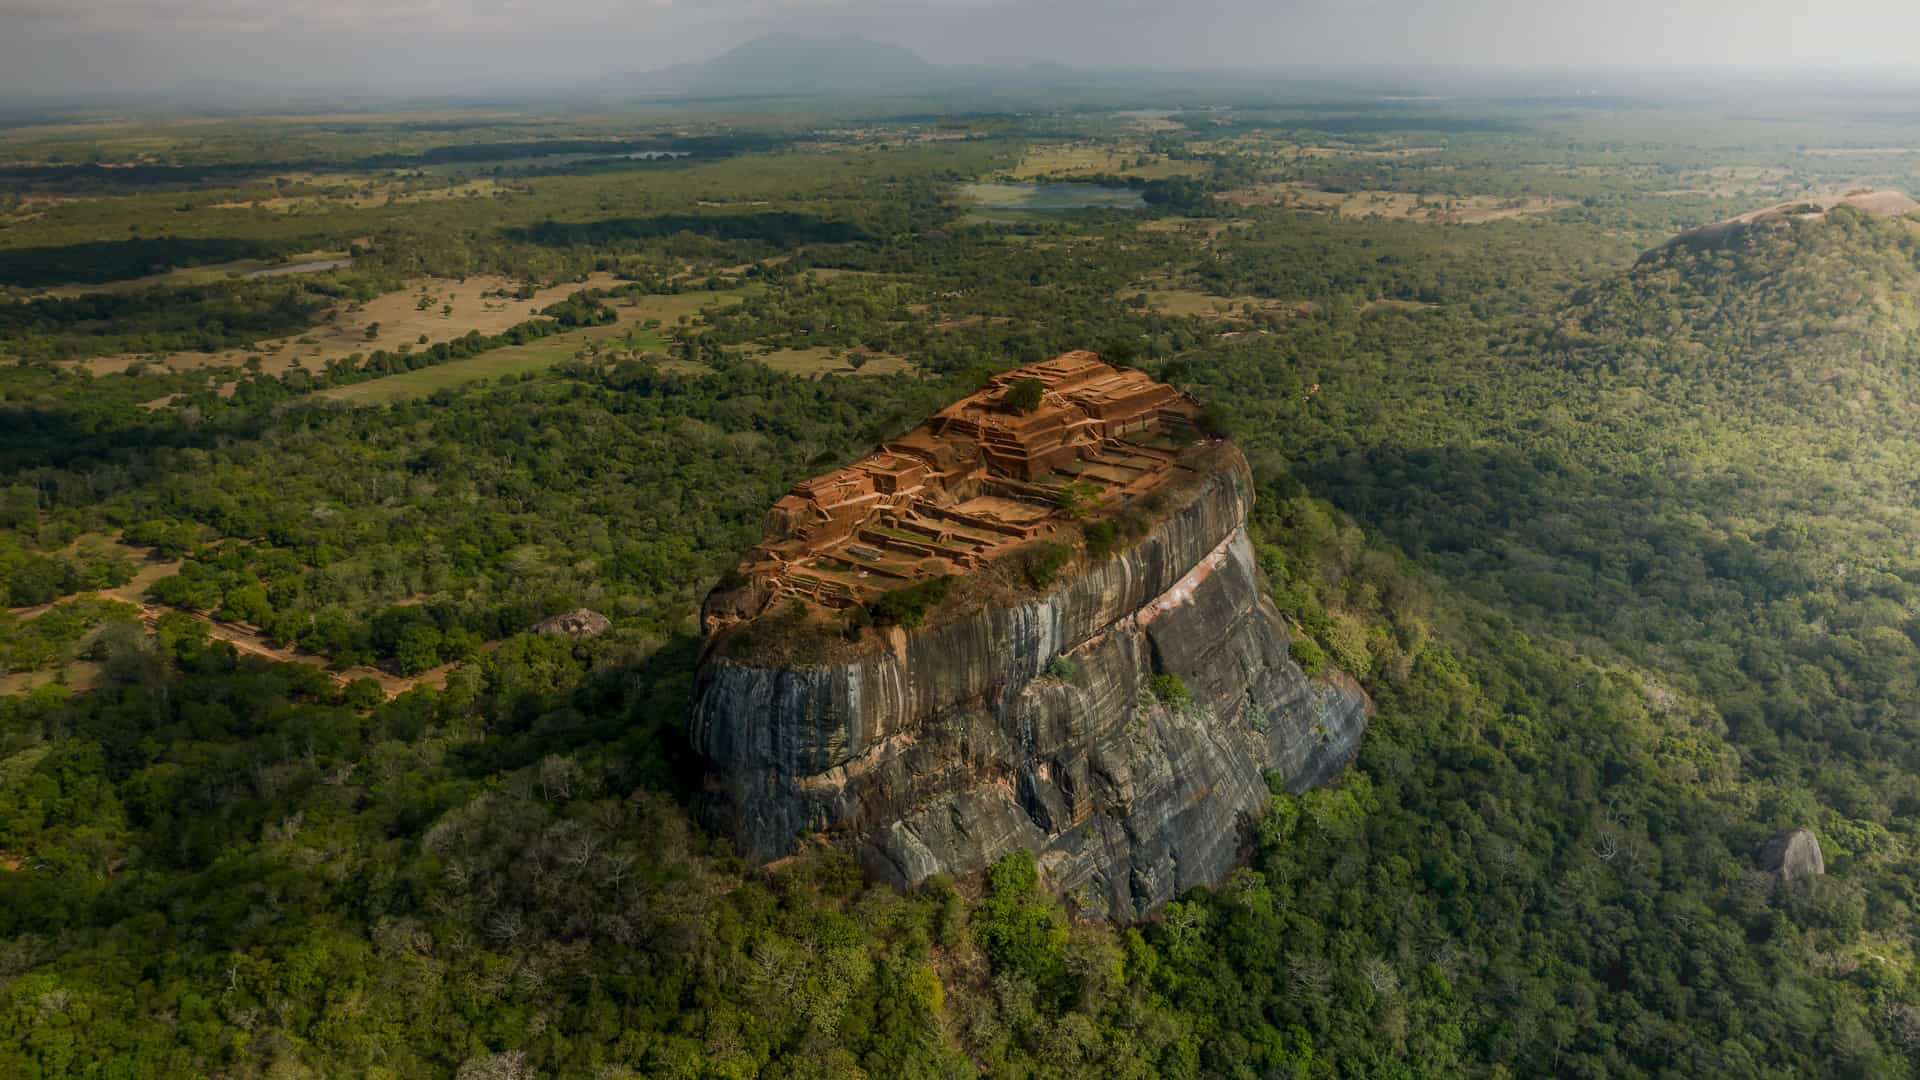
[[533, 609, 611, 638], [1758, 828, 1825, 883], [1665, 189, 1918, 253], [690, 446, 1369, 919]]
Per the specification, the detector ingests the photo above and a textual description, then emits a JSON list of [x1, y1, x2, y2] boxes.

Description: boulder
[[1758, 828, 1825, 882], [532, 609, 612, 638]]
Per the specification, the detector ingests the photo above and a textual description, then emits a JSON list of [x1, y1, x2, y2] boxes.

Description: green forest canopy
[[4, 99, 1920, 1077]]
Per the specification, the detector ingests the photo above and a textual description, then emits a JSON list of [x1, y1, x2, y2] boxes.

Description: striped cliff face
[[690, 442, 1369, 921]]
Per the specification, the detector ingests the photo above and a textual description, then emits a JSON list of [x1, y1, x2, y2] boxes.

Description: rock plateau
[[690, 352, 1369, 918]]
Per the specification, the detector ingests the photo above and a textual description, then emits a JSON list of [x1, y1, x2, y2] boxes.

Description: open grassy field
[[208, 176, 511, 213], [1126, 287, 1314, 319], [312, 287, 752, 402], [1215, 183, 1577, 223], [313, 327, 662, 403], [76, 272, 630, 376], [1009, 143, 1207, 181], [748, 347, 913, 377], [29, 250, 353, 299], [960, 183, 1145, 221], [0, 661, 105, 697], [1192, 136, 1443, 162]]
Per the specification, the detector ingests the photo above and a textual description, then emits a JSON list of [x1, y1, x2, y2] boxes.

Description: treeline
[[0, 278, 337, 359], [0, 235, 327, 290], [4, 356, 957, 675]]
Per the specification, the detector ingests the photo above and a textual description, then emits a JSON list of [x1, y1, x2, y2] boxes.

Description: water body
[[961, 182, 1146, 212]]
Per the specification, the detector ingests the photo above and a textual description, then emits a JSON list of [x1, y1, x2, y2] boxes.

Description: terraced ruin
[[720, 351, 1203, 617]]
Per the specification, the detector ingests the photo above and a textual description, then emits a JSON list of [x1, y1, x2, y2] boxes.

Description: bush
[[1290, 633, 1329, 676], [868, 575, 955, 627], [6, 557, 72, 607], [1003, 377, 1045, 413], [1194, 402, 1234, 439], [1149, 673, 1192, 711], [1024, 542, 1072, 589], [1085, 520, 1123, 560], [1055, 481, 1103, 520], [844, 604, 872, 640]]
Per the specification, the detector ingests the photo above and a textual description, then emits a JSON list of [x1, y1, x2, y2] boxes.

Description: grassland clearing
[[208, 176, 512, 212], [30, 250, 353, 299], [0, 661, 105, 697], [960, 183, 1145, 219], [1189, 137, 1441, 162], [315, 325, 668, 404], [77, 272, 630, 376], [747, 347, 912, 377], [1126, 287, 1313, 319], [1215, 183, 1576, 223], [1136, 217, 1252, 243], [1009, 143, 1207, 181], [309, 286, 753, 402]]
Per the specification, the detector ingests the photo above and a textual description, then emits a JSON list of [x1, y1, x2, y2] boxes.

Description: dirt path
[[131, 603, 479, 699], [7, 537, 487, 700]]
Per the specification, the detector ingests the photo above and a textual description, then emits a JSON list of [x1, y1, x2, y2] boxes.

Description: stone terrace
[[728, 351, 1204, 614]]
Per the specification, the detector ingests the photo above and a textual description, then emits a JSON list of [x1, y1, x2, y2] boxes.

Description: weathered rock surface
[[533, 609, 612, 638], [690, 447, 1370, 919], [1758, 828, 1825, 883]]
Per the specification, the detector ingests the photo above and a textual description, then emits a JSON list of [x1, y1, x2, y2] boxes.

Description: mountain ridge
[[616, 34, 947, 97]]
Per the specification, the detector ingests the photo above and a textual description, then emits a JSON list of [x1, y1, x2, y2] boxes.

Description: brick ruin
[[722, 351, 1205, 617]]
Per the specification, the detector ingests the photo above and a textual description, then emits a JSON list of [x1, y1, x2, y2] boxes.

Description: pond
[[960, 182, 1145, 212]]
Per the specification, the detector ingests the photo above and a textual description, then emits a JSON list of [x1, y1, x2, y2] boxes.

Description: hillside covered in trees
[[6, 96, 1920, 1077]]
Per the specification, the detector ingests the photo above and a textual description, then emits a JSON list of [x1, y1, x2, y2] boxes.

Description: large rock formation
[[1758, 828, 1825, 883], [1664, 189, 1919, 253], [690, 354, 1369, 919]]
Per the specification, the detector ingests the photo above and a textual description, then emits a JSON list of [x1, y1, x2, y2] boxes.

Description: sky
[[3, 0, 1920, 97]]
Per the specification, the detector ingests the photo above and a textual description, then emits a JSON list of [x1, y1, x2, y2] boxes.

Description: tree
[[1003, 377, 1045, 413]]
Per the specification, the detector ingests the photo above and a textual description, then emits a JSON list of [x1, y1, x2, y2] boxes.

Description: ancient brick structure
[[724, 351, 1203, 615]]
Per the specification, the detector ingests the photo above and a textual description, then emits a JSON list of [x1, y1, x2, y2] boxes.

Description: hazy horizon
[[5, 0, 1920, 100]]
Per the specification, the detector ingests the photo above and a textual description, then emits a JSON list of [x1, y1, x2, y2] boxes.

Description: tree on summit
[[1003, 376, 1045, 413]]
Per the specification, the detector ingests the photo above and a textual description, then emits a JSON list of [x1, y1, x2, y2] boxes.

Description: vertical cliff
[[691, 442, 1369, 919]]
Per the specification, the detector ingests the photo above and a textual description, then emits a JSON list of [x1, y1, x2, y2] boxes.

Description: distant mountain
[[619, 35, 944, 97]]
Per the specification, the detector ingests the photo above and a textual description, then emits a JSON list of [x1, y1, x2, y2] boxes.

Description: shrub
[[1085, 520, 1123, 560], [1195, 402, 1234, 439], [1056, 481, 1103, 520], [869, 575, 955, 627], [1024, 542, 1072, 589], [1003, 377, 1045, 413], [1149, 673, 1192, 711], [1290, 633, 1329, 675]]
